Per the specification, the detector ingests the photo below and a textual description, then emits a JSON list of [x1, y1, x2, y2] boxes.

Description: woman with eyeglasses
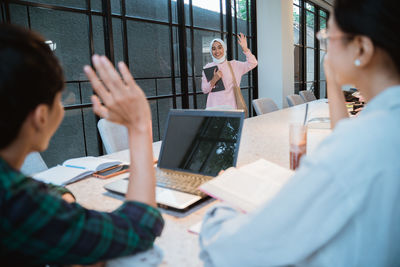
[[199, 0, 400, 266]]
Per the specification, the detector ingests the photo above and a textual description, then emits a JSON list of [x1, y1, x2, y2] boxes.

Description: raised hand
[[237, 33, 249, 53], [84, 55, 151, 133]]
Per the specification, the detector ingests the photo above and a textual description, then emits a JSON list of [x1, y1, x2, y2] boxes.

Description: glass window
[[126, 21, 171, 78], [305, 3, 315, 12], [91, 0, 102, 12], [306, 11, 315, 47], [306, 48, 315, 82], [29, 7, 90, 82], [126, 0, 169, 22], [319, 50, 326, 80], [294, 0, 329, 99], [237, 0, 248, 35], [9, 4, 29, 27], [111, 0, 121, 15], [320, 17, 327, 30], [26, 0, 86, 9], [293, 5, 301, 45], [5, 0, 257, 164], [294, 46, 301, 83], [192, 0, 221, 31]]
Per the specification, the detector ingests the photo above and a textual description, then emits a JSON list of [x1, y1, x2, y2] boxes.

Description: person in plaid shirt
[[0, 24, 164, 266]]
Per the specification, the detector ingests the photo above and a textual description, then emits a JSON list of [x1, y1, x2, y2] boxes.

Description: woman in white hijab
[[201, 33, 258, 116]]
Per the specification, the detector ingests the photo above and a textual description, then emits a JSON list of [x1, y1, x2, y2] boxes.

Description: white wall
[[257, 0, 294, 108], [256, 0, 332, 108]]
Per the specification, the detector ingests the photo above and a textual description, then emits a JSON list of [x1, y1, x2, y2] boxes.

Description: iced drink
[[289, 123, 307, 170]]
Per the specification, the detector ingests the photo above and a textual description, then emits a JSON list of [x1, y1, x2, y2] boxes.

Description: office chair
[[286, 94, 305, 107], [300, 90, 317, 102], [97, 118, 129, 154], [252, 98, 279, 115], [21, 152, 48, 176]]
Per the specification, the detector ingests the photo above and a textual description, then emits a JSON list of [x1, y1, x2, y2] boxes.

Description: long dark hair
[[334, 0, 400, 74], [0, 24, 64, 149]]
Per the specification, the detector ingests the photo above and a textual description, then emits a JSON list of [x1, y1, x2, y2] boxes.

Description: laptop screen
[[158, 110, 245, 177]]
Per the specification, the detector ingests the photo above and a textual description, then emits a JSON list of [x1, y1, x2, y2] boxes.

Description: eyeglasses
[[316, 28, 348, 50]]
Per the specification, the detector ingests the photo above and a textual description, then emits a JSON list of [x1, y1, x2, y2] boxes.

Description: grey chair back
[[286, 94, 305, 107], [97, 119, 129, 154], [21, 152, 48, 176], [300, 90, 317, 102], [252, 98, 279, 115]]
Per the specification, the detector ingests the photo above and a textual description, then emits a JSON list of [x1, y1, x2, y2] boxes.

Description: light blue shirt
[[199, 86, 400, 267]]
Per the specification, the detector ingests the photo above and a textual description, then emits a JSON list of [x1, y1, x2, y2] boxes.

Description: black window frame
[[293, 0, 329, 99], [1, 0, 258, 160]]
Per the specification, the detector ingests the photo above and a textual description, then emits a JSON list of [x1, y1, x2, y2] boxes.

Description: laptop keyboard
[[155, 168, 212, 197]]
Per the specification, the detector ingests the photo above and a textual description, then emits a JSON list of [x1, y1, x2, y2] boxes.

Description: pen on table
[[65, 165, 86, 169]]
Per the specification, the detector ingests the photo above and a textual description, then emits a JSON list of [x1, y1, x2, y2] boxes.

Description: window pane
[[237, 0, 248, 35], [157, 98, 174, 140], [306, 11, 315, 47], [319, 81, 327, 99], [294, 46, 301, 83], [231, 0, 236, 34], [111, 0, 121, 15], [42, 109, 86, 167], [306, 82, 315, 92], [320, 17, 327, 30], [196, 93, 208, 109], [305, 3, 315, 12], [26, 0, 86, 9], [112, 18, 124, 64], [294, 0, 300, 5], [62, 83, 80, 106], [157, 78, 175, 97], [319, 10, 327, 18], [192, 0, 221, 30], [126, 0, 168, 22], [91, 0, 102, 12], [306, 48, 315, 81], [127, 21, 171, 78], [9, 4, 29, 27], [295, 83, 301, 94], [136, 79, 156, 98], [29, 7, 90, 82], [293, 5, 301, 45], [320, 50, 326, 80], [92, 15, 105, 55]]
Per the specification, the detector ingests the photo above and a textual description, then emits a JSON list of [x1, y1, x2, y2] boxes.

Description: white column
[[256, 0, 294, 108]]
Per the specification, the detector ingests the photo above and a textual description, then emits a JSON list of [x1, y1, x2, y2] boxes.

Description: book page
[[33, 165, 92, 186], [199, 159, 294, 213], [63, 156, 122, 172], [239, 159, 293, 186]]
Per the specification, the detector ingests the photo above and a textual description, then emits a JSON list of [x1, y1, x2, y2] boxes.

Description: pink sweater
[[201, 50, 258, 109]]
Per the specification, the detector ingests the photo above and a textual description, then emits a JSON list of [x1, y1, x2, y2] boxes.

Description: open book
[[33, 156, 123, 186], [199, 159, 294, 213], [203, 66, 225, 92]]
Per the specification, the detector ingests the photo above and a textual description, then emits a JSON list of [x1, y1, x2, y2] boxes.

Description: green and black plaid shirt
[[0, 157, 164, 266]]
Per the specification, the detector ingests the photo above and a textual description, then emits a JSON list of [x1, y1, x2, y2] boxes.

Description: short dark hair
[[0, 24, 64, 149], [334, 0, 400, 74]]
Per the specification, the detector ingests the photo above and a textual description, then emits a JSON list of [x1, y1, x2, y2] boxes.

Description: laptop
[[104, 109, 245, 210]]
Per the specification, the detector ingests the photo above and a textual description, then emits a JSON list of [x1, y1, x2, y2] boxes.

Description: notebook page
[[33, 165, 92, 186], [62, 156, 121, 172]]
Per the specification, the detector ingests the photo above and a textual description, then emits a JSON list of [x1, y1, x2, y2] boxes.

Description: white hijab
[[209, 38, 227, 64]]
